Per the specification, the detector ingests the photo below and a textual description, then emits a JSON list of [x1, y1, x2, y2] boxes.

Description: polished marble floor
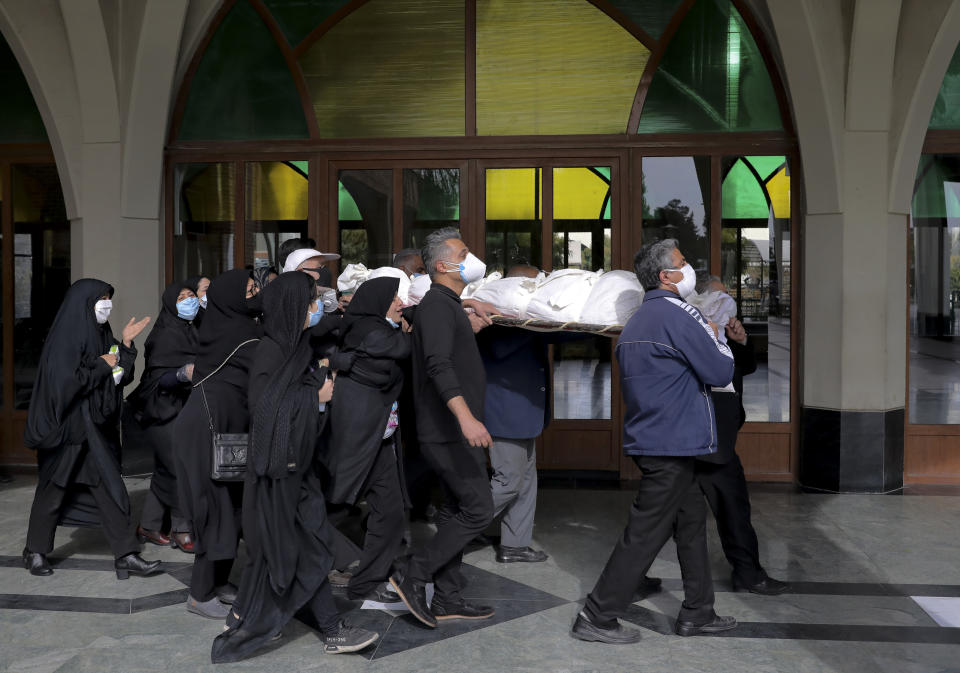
[[1, 474, 960, 672]]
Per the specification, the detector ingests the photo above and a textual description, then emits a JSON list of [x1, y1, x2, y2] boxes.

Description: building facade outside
[[0, 0, 958, 492]]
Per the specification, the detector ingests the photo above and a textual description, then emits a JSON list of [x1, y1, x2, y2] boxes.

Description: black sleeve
[[420, 299, 463, 404], [118, 341, 137, 386], [730, 339, 757, 377]]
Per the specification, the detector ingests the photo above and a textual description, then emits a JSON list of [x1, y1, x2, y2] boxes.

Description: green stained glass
[[745, 156, 785, 182], [930, 42, 960, 129], [261, 0, 351, 48], [179, 0, 309, 140], [288, 160, 309, 175], [637, 0, 783, 133], [606, 0, 686, 40], [912, 155, 960, 219], [338, 181, 362, 221], [0, 33, 48, 142], [722, 158, 768, 218]]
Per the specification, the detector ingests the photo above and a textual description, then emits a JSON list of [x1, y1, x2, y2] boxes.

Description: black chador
[[212, 272, 346, 663], [23, 279, 160, 578], [126, 281, 198, 546], [325, 277, 411, 600], [174, 269, 262, 607]]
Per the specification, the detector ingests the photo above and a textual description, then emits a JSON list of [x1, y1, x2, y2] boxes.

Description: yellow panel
[[246, 162, 308, 222], [299, 0, 465, 138], [767, 167, 790, 219], [183, 163, 235, 223], [486, 168, 541, 221], [553, 168, 609, 220], [477, 0, 649, 135]]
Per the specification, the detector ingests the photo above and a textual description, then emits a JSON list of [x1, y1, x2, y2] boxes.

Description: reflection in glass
[[553, 337, 612, 420], [909, 154, 960, 423], [246, 161, 308, 271], [552, 167, 611, 271], [173, 163, 236, 281], [403, 169, 460, 251], [484, 168, 542, 273], [641, 157, 710, 277], [13, 164, 71, 409], [338, 170, 392, 268], [720, 156, 791, 422]]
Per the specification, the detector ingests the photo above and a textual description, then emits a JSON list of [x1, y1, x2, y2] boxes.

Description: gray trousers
[[489, 437, 537, 548]]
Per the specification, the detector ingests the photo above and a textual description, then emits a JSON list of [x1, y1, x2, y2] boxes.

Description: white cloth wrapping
[[460, 271, 503, 299], [469, 275, 541, 318], [579, 270, 645, 325], [524, 269, 599, 322], [685, 291, 738, 344], [337, 263, 412, 303], [406, 274, 433, 305]]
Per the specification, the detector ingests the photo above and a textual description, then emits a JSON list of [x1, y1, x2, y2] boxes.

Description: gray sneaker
[[187, 595, 230, 619], [321, 622, 379, 654]]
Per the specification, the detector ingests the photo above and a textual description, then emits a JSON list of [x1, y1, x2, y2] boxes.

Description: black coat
[[24, 278, 137, 527], [325, 328, 411, 504], [700, 338, 757, 464]]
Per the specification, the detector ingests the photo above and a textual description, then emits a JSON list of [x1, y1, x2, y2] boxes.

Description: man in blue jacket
[[572, 239, 738, 644]]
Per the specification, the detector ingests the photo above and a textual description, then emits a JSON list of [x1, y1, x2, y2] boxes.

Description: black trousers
[[584, 455, 714, 626], [347, 439, 405, 599], [696, 455, 764, 585], [26, 479, 139, 560], [406, 440, 494, 603], [191, 554, 234, 602]]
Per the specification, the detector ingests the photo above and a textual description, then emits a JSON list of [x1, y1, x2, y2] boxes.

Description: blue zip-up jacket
[[616, 289, 735, 457]]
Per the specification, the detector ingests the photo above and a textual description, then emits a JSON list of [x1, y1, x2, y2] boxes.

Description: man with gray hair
[[572, 238, 738, 644], [390, 227, 496, 628], [393, 248, 427, 277]]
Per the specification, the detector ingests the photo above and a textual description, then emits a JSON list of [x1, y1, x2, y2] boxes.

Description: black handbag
[[194, 339, 259, 482]]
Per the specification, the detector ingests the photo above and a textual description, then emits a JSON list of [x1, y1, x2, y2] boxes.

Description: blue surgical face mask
[[307, 309, 322, 328], [177, 296, 200, 321], [386, 317, 400, 329]]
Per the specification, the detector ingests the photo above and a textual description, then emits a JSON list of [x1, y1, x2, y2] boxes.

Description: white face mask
[[94, 299, 112, 324], [443, 252, 486, 284], [664, 263, 697, 299]]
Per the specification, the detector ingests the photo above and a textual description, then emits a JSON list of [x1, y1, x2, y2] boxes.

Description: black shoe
[[675, 614, 737, 637], [114, 553, 162, 580], [570, 611, 641, 644], [496, 545, 548, 563], [430, 597, 495, 621], [321, 622, 379, 655], [389, 567, 437, 628], [22, 548, 52, 576], [215, 582, 238, 605], [732, 573, 790, 596], [356, 582, 401, 604]]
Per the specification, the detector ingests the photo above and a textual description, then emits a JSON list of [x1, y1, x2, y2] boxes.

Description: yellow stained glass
[[554, 168, 609, 220], [246, 162, 308, 222], [477, 0, 649, 135], [486, 168, 541, 221], [182, 163, 235, 222], [299, 0, 465, 138], [767, 167, 790, 219]]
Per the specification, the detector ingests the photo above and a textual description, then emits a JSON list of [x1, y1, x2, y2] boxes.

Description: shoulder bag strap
[[192, 339, 260, 389]]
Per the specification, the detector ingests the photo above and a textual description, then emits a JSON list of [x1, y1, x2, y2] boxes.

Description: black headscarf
[[249, 272, 321, 479], [24, 278, 116, 449], [339, 277, 400, 351], [194, 269, 262, 382], [127, 281, 199, 424]]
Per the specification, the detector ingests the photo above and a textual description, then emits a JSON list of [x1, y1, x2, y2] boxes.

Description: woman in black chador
[[22, 278, 161, 580], [127, 281, 200, 552], [211, 271, 378, 663], [325, 276, 411, 602], [174, 268, 262, 620]]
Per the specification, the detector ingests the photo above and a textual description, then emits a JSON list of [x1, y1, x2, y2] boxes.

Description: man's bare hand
[[725, 318, 747, 345], [460, 416, 492, 449], [463, 298, 497, 322], [467, 312, 489, 333]]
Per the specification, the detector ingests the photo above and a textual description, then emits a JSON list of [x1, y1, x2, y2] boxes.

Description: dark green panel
[[261, 0, 352, 48], [179, 0, 309, 140], [606, 0, 685, 40], [0, 34, 48, 142], [930, 42, 960, 130], [637, 0, 783, 133]]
